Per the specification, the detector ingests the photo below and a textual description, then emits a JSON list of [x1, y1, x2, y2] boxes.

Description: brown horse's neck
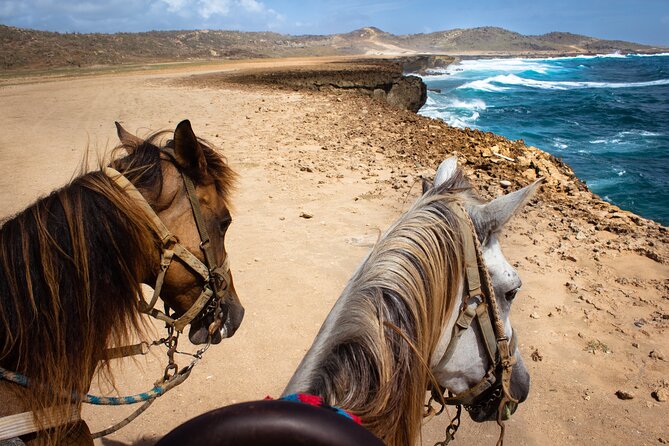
[[0, 169, 158, 443]]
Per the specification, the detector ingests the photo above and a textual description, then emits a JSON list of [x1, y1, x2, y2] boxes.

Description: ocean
[[419, 53, 669, 226]]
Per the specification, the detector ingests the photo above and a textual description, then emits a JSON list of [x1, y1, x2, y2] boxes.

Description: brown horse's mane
[[0, 131, 234, 442], [293, 170, 473, 446]]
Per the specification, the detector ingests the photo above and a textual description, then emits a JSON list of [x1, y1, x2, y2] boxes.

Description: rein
[[0, 158, 231, 441], [428, 203, 518, 446]]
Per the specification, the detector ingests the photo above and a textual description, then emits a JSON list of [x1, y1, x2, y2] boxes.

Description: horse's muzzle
[[188, 301, 245, 345]]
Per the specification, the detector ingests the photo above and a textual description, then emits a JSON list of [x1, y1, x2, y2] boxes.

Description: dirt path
[[0, 62, 667, 445]]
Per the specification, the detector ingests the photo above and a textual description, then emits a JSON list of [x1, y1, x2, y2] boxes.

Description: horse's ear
[[173, 120, 207, 180], [473, 178, 544, 233], [115, 122, 144, 153], [434, 156, 459, 188]]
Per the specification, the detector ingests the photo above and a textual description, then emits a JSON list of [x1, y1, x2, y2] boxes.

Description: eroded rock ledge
[[186, 59, 428, 112]]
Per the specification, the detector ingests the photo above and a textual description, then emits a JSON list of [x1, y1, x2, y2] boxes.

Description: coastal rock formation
[[395, 55, 456, 74], [187, 61, 428, 112], [380, 75, 427, 112]]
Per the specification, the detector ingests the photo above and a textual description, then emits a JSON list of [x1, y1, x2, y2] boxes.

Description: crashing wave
[[458, 74, 669, 91]]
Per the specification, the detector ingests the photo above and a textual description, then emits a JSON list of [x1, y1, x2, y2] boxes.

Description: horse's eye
[[505, 287, 520, 301], [219, 219, 232, 234]]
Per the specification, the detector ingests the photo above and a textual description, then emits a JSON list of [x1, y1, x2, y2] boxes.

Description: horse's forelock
[[112, 131, 235, 206]]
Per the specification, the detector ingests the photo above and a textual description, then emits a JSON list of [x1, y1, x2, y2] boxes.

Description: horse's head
[[115, 121, 244, 345], [428, 157, 541, 423]]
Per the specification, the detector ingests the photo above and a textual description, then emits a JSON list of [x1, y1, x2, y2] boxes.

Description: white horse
[[283, 157, 540, 445]]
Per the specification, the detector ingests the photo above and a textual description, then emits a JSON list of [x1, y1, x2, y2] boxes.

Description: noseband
[[429, 203, 518, 446], [105, 149, 231, 337]]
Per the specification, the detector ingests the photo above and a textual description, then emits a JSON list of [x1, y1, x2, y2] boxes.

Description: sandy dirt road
[[1, 61, 667, 445]]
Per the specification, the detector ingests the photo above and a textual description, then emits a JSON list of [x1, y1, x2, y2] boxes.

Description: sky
[[1, 0, 668, 46]]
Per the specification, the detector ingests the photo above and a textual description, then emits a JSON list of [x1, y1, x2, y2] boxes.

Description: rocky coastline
[[184, 57, 667, 263]]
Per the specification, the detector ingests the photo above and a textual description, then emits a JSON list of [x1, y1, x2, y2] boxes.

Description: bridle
[[105, 147, 233, 347], [428, 203, 518, 446]]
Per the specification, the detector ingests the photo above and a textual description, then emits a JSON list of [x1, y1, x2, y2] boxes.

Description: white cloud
[[197, 0, 232, 19], [239, 0, 264, 13], [161, 0, 189, 13], [156, 0, 272, 19]]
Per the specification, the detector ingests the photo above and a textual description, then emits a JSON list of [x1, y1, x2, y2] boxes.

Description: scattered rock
[[649, 350, 665, 361], [585, 340, 610, 354], [530, 312, 540, 319], [500, 180, 512, 188], [615, 390, 634, 400], [530, 348, 543, 362], [565, 282, 579, 293], [299, 212, 313, 219], [652, 388, 668, 402]]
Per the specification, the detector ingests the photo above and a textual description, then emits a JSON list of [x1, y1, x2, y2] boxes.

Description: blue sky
[[1, 0, 668, 46]]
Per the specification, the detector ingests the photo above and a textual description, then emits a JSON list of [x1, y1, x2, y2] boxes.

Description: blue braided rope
[[0, 365, 167, 405]]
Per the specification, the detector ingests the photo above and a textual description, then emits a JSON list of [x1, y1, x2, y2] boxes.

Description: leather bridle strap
[[432, 203, 518, 409], [104, 167, 228, 332]]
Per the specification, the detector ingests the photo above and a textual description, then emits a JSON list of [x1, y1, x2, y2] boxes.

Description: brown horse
[[0, 120, 244, 445]]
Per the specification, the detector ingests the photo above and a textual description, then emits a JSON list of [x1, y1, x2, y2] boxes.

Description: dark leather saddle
[[156, 399, 385, 446]]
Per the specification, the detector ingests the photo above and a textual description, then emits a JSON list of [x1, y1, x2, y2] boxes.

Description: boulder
[[386, 75, 427, 113]]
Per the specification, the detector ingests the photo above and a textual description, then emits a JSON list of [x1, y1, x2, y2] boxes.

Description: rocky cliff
[[185, 60, 428, 112]]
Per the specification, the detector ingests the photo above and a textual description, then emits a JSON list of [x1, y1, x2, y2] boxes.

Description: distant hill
[[0, 24, 665, 70]]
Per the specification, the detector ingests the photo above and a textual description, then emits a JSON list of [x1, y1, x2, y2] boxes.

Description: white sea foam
[[458, 77, 510, 92], [552, 139, 568, 150], [420, 53, 669, 78], [458, 73, 669, 91], [424, 96, 438, 106], [445, 112, 480, 128], [589, 138, 622, 144], [616, 130, 662, 137], [422, 57, 554, 78], [420, 107, 481, 129], [452, 58, 553, 74], [635, 52, 669, 57], [448, 98, 487, 110], [589, 130, 662, 145]]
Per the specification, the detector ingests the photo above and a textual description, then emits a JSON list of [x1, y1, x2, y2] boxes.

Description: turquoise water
[[419, 54, 669, 226]]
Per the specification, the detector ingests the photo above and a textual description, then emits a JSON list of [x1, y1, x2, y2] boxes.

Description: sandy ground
[[1, 59, 668, 445]]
